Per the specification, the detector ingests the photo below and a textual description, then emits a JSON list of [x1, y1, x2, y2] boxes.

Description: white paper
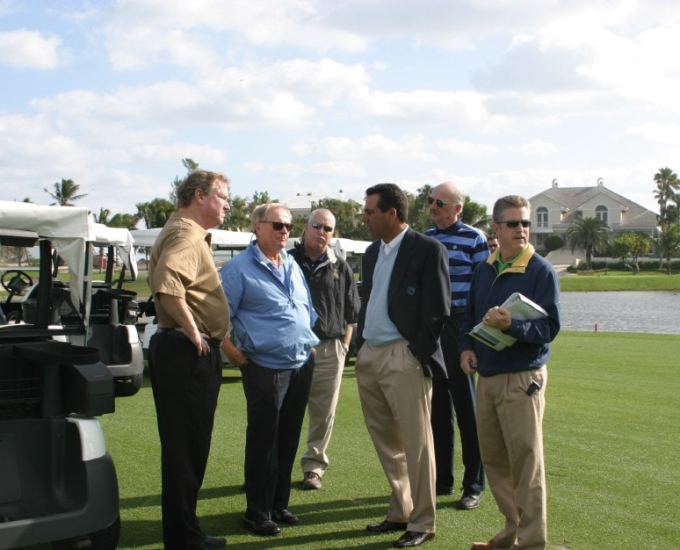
[[470, 292, 548, 351]]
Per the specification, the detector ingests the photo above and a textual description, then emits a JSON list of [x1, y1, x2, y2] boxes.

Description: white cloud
[[352, 89, 509, 129], [308, 161, 365, 178], [435, 139, 498, 157], [511, 140, 558, 156], [102, 0, 367, 70], [106, 26, 219, 71], [627, 122, 680, 144], [293, 134, 436, 162], [0, 29, 64, 68]]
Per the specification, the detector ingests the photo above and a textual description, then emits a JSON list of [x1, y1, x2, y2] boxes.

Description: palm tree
[[461, 196, 489, 232], [95, 207, 110, 225], [136, 198, 176, 229], [653, 167, 680, 272], [44, 178, 87, 206], [565, 217, 610, 271], [653, 167, 679, 224], [109, 213, 141, 230]]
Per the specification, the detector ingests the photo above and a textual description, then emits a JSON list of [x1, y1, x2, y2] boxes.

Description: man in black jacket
[[290, 209, 360, 491], [356, 183, 450, 549]]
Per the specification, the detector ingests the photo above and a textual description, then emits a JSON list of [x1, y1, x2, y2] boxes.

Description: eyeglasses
[[427, 196, 455, 208], [310, 222, 333, 233], [262, 221, 293, 232], [497, 219, 531, 229], [488, 243, 498, 250]]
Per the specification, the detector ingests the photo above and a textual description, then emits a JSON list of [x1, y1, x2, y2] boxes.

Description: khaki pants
[[477, 367, 548, 550], [301, 338, 347, 475], [355, 340, 436, 534]]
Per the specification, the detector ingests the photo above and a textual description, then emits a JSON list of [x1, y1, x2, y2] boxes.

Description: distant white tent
[[130, 228, 254, 249], [131, 228, 370, 258]]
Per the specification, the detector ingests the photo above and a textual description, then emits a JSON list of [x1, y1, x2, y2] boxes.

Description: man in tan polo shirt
[[148, 169, 231, 550]]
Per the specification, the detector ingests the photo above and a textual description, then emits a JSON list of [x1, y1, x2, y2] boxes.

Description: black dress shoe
[[393, 531, 435, 548], [243, 517, 281, 536], [204, 535, 226, 549], [366, 520, 408, 533], [458, 492, 482, 510], [273, 508, 299, 525], [436, 485, 453, 496]]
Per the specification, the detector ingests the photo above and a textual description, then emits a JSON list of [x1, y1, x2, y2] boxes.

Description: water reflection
[[559, 291, 680, 334]]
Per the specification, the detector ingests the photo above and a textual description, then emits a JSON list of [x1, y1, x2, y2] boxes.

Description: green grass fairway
[[19, 332, 680, 549]]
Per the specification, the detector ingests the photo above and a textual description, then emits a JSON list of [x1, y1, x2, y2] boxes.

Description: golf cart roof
[[0, 201, 137, 314], [130, 227, 255, 248], [0, 201, 95, 240], [93, 224, 138, 280]]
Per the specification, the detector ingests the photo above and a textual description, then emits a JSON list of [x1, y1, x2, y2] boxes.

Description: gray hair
[[493, 195, 531, 222], [251, 203, 291, 223]]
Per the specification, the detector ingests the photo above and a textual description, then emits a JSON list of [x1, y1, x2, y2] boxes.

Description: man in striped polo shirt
[[425, 181, 490, 509]]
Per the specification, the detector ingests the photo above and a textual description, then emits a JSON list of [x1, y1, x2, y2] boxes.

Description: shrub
[[545, 235, 565, 253]]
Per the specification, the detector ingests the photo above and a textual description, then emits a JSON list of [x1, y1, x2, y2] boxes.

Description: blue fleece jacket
[[459, 245, 561, 377]]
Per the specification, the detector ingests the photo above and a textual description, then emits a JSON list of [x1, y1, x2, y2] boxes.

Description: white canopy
[[0, 201, 95, 312], [93, 224, 138, 280], [0, 203, 139, 316], [131, 227, 254, 248]]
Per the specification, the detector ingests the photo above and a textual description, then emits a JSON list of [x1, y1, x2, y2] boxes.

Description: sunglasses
[[498, 219, 531, 229], [262, 221, 293, 232], [311, 222, 333, 233], [427, 196, 455, 208]]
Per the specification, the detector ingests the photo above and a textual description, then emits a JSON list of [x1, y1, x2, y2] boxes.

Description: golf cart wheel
[[114, 373, 143, 397], [51, 514, 120, 550]]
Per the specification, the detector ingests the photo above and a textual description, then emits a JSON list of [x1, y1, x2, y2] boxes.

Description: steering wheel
[[1, 269, 34, 297]]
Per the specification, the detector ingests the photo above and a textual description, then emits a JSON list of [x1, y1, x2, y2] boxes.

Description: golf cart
[[0, 202, 120, 549], [8, 218, 144, 398]]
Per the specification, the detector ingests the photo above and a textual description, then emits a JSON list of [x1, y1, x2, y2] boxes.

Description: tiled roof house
[[528, 178, 658, 252]]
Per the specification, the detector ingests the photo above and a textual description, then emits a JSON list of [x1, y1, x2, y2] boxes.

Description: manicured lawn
[[559, 271, 680, 291], [19, 332, 680, 549]]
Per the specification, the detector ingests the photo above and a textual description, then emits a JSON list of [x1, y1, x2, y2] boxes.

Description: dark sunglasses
[[498, 219, 531, 229], [427, 196, 454, 208], [262, 221, 293, 232], [311, 222, 334, 233]]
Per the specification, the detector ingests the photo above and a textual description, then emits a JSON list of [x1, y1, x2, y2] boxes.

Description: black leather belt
[[156, 327, 222, 349]]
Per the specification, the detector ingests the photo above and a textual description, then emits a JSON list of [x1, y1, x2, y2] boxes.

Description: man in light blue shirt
[[220, 203, 319, 537]]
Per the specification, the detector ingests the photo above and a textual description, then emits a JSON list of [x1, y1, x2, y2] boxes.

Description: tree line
[[24, 161, 680, 275]]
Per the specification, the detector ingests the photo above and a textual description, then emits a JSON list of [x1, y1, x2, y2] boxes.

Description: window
[[537, 207, 549, 228], [595, 205, 608, 223]]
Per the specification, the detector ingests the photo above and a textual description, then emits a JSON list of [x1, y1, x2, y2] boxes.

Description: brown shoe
[[302, 471, 322, 490]]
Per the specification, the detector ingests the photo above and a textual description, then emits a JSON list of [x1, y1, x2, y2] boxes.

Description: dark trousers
[[431, 310, 485, 495], [241, 356, 314, 522], [149, 332, 223, 550]]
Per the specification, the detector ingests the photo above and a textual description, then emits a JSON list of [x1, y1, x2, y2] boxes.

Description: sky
[[2, 0, 680, 225]]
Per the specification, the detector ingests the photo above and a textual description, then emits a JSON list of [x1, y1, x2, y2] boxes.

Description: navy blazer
[[357, 227, 451, 378]]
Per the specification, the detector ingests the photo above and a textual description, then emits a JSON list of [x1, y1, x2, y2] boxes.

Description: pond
[[559, 291, 680, 334]]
